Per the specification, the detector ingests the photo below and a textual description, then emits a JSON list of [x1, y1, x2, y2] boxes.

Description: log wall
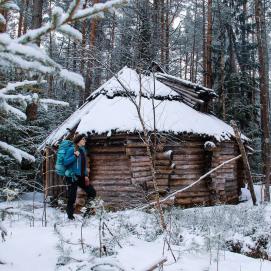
[[211, 142, 241, 204], [43, 134, 244, 209], [89, 140, 147, 209], [44, 147, 67, 203]]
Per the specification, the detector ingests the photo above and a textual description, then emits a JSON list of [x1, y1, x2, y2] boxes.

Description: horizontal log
[[173, 169, 204, 175], [90, 163, 129, 169], [96, 192, 144, 199], [156, 173, 171, 179], [173, 161, 205, 167], [172, 155, 205, 161], [132, 171, 152, 178], [92, 180, 131, 186], [91, 169, 130, 175], [156, 168, 173, 174], [147, 179, 169, 187], [169, 186, 209, 193], [169, 183, 206, 190], [126, 148, 147, 156], [131, 165, 151, 172], [89, 146, 126, 153], [174, 190, 212, 197], [174, 196, 210, 205], [174, 164, 204, 170], [155, 160, 171, 166], [171, 149, 204, 155], [130, 156, 151, 162], [131, 176, 153, 183], [95, 186, 140, 192], [170, 174, 202, 180], [126, 142, 146, 148], [90, 153, 128, 158], [91, 169, 131, 176], [156, 151, 173, 160], [91, 176, 131, 181]]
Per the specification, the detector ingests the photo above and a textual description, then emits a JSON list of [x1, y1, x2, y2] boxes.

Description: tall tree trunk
[[202, 0, 206, 85], [85, 0, 99, 100], [164, 0, 170, 72], [0, 8, 7, 84], [220, 46, 225, 120], [160, 0, 165, 66], [184, 51, 188, 80], [80, 0, 88, 75], [191, 0, 198, 83], [80, 0, 88, 103], [254, 0, 271, 201], [205, 0, 212, 88], [48, 0, 53, 97], [23, 0, 29, 34], [152, 0, 160, 59], [17, 0, 25, 37], [31, 0, 44, 46], [0, 8, 7, 33], [194, 51, 199, 82], [110, 12, 116, 69]]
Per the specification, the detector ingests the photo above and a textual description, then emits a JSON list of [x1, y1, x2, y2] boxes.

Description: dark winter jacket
[[63, 146, 88, 180]]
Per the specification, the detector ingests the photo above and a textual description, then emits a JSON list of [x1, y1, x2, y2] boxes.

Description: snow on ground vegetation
[[0, 186, 270, 271]]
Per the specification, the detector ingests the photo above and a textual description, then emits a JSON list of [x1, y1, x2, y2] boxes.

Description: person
[[63, 134, 96, 220]]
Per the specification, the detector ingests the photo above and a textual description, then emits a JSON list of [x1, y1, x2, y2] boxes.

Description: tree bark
[[48, 0, 53, 97], [0, 8, 7, 33], [31, 0, 44, 46], [254, 0, 271, 201], [85, 0, 99, 100], [202, 0, 206, 85], [205, 0, 212, 88], [23, 0, 29, 34], [17, 0, 25, 37], [164, 0, 170, 72], [191, 0, 198, 83], [160, 0, 165, 66]]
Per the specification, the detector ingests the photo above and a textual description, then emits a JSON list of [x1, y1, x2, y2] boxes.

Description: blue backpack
[[55, 140, 74, 176]]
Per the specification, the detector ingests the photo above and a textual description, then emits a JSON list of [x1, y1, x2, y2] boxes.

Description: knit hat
[[73, 133, 86, 144]]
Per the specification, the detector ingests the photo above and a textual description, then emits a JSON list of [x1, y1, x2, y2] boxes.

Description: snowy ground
[[0, 185, 271, 271]]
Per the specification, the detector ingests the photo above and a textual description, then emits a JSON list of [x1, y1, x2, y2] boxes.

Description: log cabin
[[40, 66, 247, 209]]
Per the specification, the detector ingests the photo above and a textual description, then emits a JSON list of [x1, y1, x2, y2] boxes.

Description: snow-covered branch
[[0, 0, 19, 11], [0, 97, 27, 119], [0, 80, 46, 94], [0, 0, 128, 89], [0, 141, 35, 163], [39, 99, 69, 107]]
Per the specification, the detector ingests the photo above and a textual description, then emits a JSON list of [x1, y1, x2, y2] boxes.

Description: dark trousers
[[66, 176, 96, 217]]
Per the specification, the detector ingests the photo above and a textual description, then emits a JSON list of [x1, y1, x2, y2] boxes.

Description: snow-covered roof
[[40, 67, 245, 148]]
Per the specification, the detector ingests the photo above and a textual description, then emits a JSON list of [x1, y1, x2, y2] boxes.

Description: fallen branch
[[140, 154, 242, 209], [231, 120, 257, 205], [143, 257, 167, 271]]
